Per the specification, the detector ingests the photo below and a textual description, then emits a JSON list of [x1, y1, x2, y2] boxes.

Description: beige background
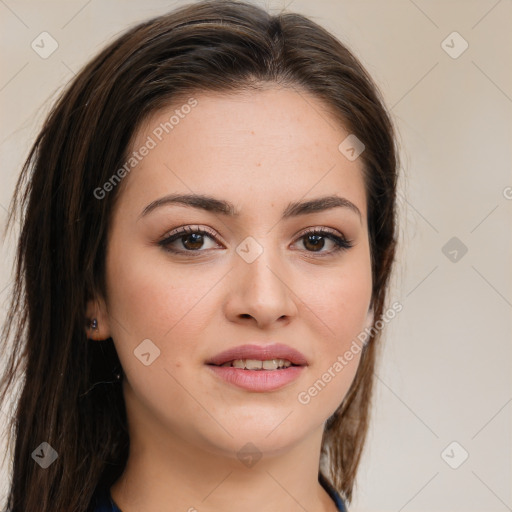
[[1, 1, 511, 510]]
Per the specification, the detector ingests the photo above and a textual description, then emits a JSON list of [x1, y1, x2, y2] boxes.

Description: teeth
[[262, 359, 292, 370], [219, 359, 293, 370], [245, 359, 262, 370]]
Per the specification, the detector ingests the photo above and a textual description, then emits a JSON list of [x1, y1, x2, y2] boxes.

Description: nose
[[223, 245, 298, 329]]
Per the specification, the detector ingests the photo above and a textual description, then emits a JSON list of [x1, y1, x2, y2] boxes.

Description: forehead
[[115, 87, 367, 221]]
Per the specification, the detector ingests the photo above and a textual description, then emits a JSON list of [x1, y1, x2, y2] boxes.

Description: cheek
[[296, 280, 368, 421], [105, 241, 203, 338], [106, 257, 170, 338], [301, 252, 372, 342], [104, 241, 225, 386], [104, 246, 212, 406], [296, 253, 371, 405]]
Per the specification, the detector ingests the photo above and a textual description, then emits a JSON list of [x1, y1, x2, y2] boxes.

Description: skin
[[86, 86, 373, 512]]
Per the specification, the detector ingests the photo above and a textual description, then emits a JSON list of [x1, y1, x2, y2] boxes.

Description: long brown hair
[[0, 1, 399, 509]]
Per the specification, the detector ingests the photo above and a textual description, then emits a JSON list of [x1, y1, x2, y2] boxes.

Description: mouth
[[205, 343, 308, 392], [205, 343, 309, 367], [209, 358, 301, 370]]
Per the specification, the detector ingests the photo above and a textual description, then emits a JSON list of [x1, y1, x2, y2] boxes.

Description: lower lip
[[206, 364, 305, 392]]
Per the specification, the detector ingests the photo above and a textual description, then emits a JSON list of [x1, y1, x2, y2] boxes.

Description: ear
[[85, 295, 112, 341]]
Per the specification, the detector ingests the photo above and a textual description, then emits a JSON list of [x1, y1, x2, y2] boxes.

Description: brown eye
[[180, 232, 205, 250], [159, 226, 221, 254], [296, 229, 353, 255], [302, 233, 326, 252]]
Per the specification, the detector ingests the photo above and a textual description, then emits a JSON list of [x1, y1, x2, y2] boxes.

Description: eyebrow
[[139, 193, 362, 222]]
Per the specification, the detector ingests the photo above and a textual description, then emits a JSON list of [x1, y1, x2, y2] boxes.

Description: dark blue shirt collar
[[92, 473, 347, 511]]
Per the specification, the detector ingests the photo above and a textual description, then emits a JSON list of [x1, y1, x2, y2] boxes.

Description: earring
[[113, 365, 122, 382], [90, 318, 98, 330]]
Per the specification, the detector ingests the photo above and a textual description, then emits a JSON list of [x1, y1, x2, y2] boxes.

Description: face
[[90, 86, 373, 459]]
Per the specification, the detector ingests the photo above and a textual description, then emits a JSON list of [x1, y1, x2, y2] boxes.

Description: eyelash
[[158, 225, 353, 257]]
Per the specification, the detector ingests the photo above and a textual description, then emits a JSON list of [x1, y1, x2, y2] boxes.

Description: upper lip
[[206, 343, 309, 366]]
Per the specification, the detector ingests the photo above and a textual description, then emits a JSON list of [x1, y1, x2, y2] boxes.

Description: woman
[[0, 1, 399, 510]]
